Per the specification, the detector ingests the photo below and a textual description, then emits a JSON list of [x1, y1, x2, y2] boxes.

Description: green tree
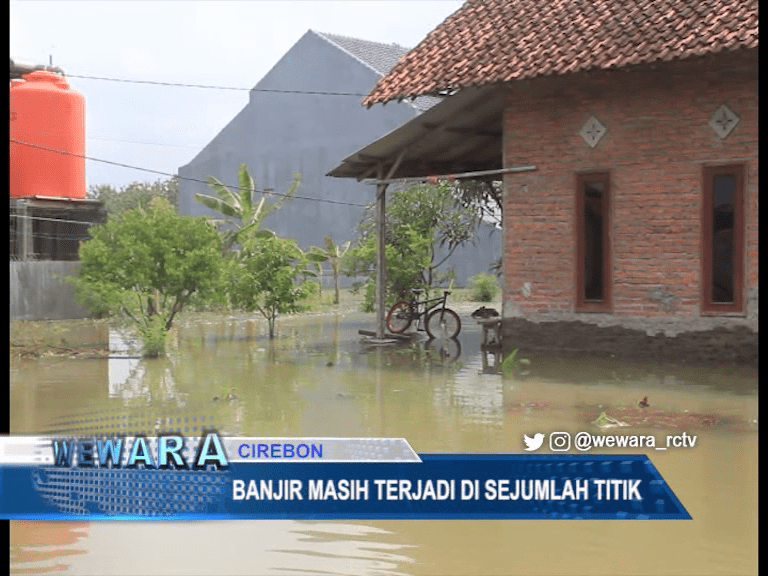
[[453, 179, 503, 228], [308, 235, 351, 304], [69, 197, 224, 357], [453, 179, 503, 275], [88, 177, 179, 217], [344, 227, 432, 311], [345, 182, 478, 310], [227, 235, 314, 338], [195, 163, 300, 251]]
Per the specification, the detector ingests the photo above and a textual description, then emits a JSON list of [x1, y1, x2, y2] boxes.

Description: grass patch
[[300, 287, 366, 313], [10, 319, 110, 358]]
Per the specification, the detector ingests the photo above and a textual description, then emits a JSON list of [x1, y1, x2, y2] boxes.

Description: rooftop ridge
[[312, 30, 440, 112], [315, 30, 409, 53], [312, 30, 410, 77], [364, 0, 759, 106]]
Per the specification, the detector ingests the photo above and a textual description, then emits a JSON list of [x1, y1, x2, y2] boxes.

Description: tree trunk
[[333, 263, 340, 304]]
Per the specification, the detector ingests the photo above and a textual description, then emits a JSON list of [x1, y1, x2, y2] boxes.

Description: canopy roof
[[327, 85, 505, 182]]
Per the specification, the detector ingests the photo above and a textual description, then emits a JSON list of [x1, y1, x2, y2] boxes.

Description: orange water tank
[[10, 70, 86, 198]]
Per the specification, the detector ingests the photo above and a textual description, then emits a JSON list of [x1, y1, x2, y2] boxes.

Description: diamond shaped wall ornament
[[580, 116, 606, 148], [709, 104, 739, 139]]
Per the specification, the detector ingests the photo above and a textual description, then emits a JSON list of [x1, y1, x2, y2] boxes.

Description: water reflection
[[445, 356, 504, 425], [9, 311, 758, 576], [107, 328, 143, 399], [9, 520, 414, 576], [10, 521, 89, 574]]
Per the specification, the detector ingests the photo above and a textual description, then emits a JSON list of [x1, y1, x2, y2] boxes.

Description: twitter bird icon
[[523, 433, 545, 451]]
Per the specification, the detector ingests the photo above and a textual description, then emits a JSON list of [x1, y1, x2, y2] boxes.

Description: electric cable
[[66, 74, 368, 97], [10, 138, 369, 208]]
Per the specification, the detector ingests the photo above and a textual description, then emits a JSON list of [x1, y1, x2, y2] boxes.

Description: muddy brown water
[[10, 311, 758, 575]]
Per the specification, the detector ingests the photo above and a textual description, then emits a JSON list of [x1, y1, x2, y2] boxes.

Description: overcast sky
[[10, 0, 464, 189]]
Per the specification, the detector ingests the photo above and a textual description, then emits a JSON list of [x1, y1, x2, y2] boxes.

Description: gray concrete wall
[[435, 223, 502, 285], [178, 30, 500, 285], [10, 261, 92, 321]]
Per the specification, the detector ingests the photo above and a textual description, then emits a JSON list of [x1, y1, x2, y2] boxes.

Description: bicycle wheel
[[386, 301, 413, 333], [425, 337, 462, 364], [425, 308, 461, 339]]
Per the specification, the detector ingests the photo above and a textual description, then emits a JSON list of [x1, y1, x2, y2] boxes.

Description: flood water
[[10, 310, 758, 575]]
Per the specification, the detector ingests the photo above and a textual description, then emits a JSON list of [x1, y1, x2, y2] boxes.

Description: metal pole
[[365, 164, 537, 186]]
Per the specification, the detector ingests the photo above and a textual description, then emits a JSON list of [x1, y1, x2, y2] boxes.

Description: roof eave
[[329, 84, 507, 182]]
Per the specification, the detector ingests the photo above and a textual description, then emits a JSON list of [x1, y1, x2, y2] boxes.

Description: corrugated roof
[[315, 31, 410, 76], [313, 30, 442, 112], [364, 0, 759, 106]]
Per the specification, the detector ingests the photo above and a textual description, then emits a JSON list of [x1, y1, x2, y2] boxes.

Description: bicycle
[[386, 289, 461, 339]]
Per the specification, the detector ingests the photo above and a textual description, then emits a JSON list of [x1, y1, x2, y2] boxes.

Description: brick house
[[329, 0, 758, 363]]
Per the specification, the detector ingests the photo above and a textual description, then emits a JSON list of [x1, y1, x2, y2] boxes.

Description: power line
[[10, 138, 369, 208], [10, 230, 92, 242], [66, 74, 368, 97], [10, 213, 104, 227], [88, 136, 200, 150]]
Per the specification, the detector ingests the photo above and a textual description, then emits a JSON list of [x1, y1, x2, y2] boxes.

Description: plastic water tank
[[10, 70, 86, 198]]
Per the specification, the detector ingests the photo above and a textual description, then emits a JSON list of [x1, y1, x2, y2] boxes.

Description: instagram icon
[[549, 432, 571, 452]]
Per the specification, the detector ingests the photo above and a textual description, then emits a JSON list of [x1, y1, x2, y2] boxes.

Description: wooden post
[[372, 149, 407, 340], [376, 164, 387, 339]]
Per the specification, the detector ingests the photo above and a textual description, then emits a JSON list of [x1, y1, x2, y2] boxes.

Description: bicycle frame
[[386, 289, 460, 339], [408, 290, 450, 331]]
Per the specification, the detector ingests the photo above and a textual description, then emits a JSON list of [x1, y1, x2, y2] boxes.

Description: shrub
[[137, 316, 169, 358], [468, 273, 499, 302]]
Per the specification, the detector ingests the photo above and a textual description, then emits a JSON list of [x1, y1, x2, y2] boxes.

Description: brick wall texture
[[501, 49, 757, 344]]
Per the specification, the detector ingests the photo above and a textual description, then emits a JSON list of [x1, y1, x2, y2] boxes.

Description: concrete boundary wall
[[10, 261, 92, 321]]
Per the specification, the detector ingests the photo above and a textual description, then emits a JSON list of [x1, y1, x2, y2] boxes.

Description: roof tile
[[364, 0, 758, 106]]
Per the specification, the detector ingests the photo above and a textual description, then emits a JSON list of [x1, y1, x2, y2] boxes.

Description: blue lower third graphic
[[0, 453, 690, 520]]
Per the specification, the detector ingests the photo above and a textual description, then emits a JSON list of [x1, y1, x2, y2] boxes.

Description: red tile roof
[[363, 0, 758, 106]]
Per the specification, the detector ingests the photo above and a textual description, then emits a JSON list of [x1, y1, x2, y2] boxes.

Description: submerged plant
[[501, 348, 531, 378], [592, 411, 630, 429], [213, 385, 238, 402], [136, 316, 169, 358]]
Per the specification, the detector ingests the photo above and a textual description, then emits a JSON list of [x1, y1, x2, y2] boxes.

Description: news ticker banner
[[0, 435, 691, 520]]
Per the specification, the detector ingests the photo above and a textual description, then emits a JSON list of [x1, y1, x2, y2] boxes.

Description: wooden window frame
[[701, 164, 745, 314], [575, 172, 612, 312]]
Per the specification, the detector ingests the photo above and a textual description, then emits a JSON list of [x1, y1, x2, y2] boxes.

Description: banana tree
[[196, 163, 300, 251], [308, 235, 351, 304]]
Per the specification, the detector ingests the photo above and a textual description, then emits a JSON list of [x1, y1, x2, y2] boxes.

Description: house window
[[575, 173, 611, 311], [702, 165, 744, 313]]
